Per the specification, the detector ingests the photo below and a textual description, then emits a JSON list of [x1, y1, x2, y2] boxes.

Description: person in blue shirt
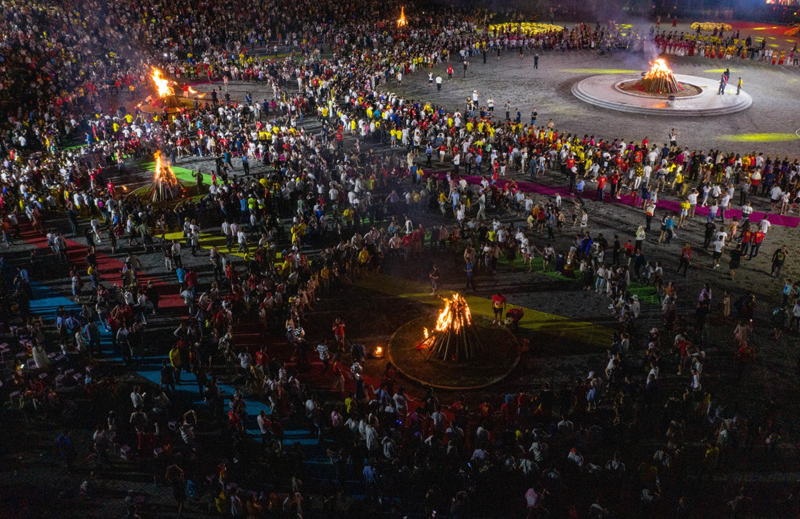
[[665, 215, 675, 244], [465, 261, 476, 291], [576, 178, 586, 205], [239, 197, 248, 223]]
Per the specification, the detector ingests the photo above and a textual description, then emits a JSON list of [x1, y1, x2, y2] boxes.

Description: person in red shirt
[[332, 318, 346, 348], [610, 171, 621, 199], [740, 229, 753, 257], [255, 345, 269, 370], [492, 292, 506, 325], [677, 243, 692, 277], [185, 268, 198, 297], [750, 231, 765, 259], [596, 173, 607, 202]]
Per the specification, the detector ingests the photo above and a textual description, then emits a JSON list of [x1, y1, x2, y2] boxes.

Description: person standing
[[435, 75, 442, 91], [462, 59, 469, 78], [736, 77, 743, 95], [533, 53, 539, 69], [429, 265, 441, 295], [677, 243, 692, 276], [645, 201, 656, 231], [465, 260, 476, 291], [729, 243, 743, 280], [771, 245, 789, 277], [492, 292, 506, 325], [596, 173, 607, 202]]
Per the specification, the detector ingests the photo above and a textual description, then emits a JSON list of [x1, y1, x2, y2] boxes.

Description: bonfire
[[397, 6, 408, 28], [149, 151, 186, 202], [151, 67, 183, 109], [418, 293, 483, 362], [636, 59, 683, 94]]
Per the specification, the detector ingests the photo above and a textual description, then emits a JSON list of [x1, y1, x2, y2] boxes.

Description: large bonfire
[[418, 293, 483, 362], [151, 67, 183, 109], [636, 59, 683, 94], [149, 151, 186, 202], [397, 6, 408, 28]]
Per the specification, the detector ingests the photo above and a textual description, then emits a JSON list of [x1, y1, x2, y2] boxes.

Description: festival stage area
[[383, 47, 800, 155]]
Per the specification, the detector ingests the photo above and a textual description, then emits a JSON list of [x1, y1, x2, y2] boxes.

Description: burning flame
[[397, 6, 407, 28], [153, 151, 179, 187], [417, 293, 480, 360], [644, 58, 673, 80], [151, 67, 174, 97], [433, 293, 472, 332]]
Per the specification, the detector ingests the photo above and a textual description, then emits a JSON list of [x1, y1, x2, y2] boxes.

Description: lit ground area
[[381, 50, 800, 155]]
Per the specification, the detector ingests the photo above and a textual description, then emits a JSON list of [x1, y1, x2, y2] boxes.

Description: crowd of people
[[2, 0, 800, 517]]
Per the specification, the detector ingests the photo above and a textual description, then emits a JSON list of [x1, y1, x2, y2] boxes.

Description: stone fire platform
[[572, 73, 752, 116]]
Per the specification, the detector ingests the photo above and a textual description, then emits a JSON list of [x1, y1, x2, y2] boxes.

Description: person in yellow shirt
[[169, 344, 183, 383], [320, 265, 330, 294], [357, 247, 370, 276], [673, 170, 684, 194], [678, 198, 690, 228]]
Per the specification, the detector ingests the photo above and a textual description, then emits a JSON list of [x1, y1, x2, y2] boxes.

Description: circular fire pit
[[571, 58, 752, 116], [387, 294, 520, 390]]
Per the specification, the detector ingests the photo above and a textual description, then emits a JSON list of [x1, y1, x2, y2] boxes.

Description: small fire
[[153, 151, 178, 187], [423, 327, 429, 339], [397, 6, 408, 28], [374, 346, 384, 357], [644, 58, 672, 80], [151, 67, 174, 97]]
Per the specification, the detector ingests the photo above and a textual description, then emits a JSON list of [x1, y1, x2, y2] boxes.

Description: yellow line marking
[[165, 231, 611, 348]]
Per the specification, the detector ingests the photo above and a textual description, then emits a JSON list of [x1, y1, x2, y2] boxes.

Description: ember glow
[[151, 67, 174, 97], [418, 293, 481, 362], [397, 6, 407, 28]]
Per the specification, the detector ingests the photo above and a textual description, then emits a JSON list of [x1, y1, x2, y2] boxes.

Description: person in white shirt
[[130, 386, 146, 409], [759, 217, 771, 235]]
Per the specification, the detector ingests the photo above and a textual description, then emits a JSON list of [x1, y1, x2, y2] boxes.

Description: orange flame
[[397, 6, 407, 28], [417, 294, 473, 351], [644, 58, 673, 80], [151, 67, 174, 97], [153, 151, 179, 187], [434, 293, 472, 333]]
